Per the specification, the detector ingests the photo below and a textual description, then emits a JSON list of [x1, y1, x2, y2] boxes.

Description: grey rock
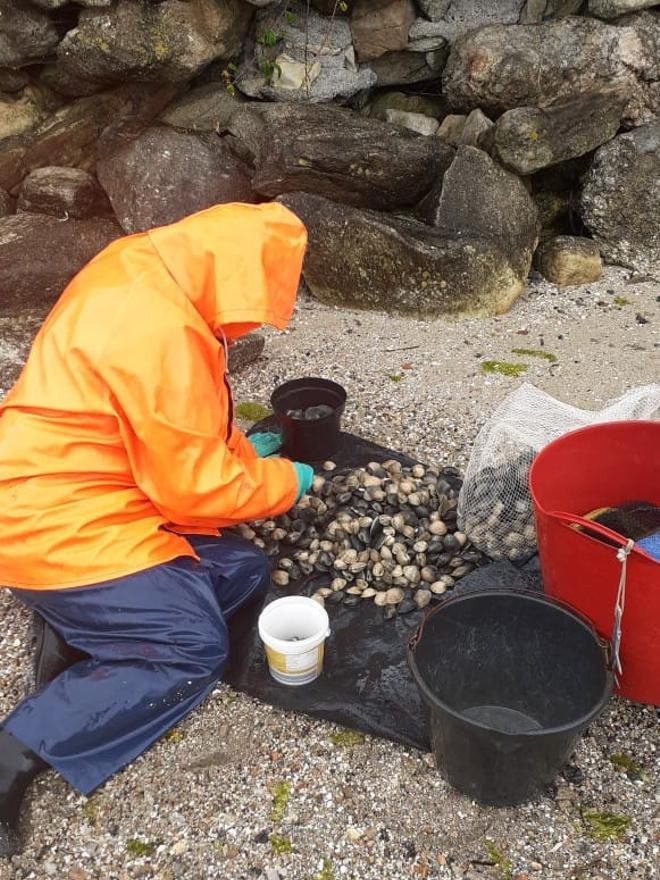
[[589, 0, 659, 18], [350, 0, 416, 62], [422, 146, 539, 282], [409, 0, 524, 41], [0, 214, 121, 312], [0, 0, 59, 68], [384, 109, 439, 136], [533, 190, 570, 238], [160, 83, 247, 132], [416, 0, 451, 20], [0, 189, 13, 217], [365, 91, 444, 121], [37, 63, 106, 98], [443, 16, 660, 128], [237, 2, 376, 102], [580, 122, 660, 276], [97, 126, 254, 235], [0, 86, 60, 141], [57, 0, 253, 85], [436, 114, 467, 147], [535, 236, 603, 287], [493, 87, 629, 175], [519, 0, 582, 21], [18, 167, 111, 219], [227, 102, 454, 211], [280, 190, 535, 317], [460, 108, 493, 148], [228, 334, 266, 372], [369, 49, 447, 86]]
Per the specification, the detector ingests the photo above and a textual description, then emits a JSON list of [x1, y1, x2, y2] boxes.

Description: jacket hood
[[148, 202, 307, 336]]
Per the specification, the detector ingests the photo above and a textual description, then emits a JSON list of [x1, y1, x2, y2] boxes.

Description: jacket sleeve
[[228, 424, 259, 464], [100, 324, 298, 528]]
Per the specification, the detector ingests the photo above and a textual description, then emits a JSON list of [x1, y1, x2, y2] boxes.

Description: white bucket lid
[[258, 595, 330, 655]]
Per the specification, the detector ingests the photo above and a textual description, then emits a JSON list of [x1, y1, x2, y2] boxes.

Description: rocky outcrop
[[535, 236, 603, 287], [580, 122, 660, 276], [97, 126, 254, 234], [227, 102, 454, 210], [0, 214, 121, 311], [443, 16, 659, 128], [0, 0, 59, 68], [17, 167, 111, 219], [493, 88, 629, 175], [57, 0, 253, 86]]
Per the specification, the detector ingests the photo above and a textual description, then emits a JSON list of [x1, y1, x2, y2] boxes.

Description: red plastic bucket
[[529, 421, 660, 706]]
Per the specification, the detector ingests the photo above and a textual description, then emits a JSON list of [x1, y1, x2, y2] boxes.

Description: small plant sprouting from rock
[[235, 401, 271, 421], [485, 840, 513, 880], [329, 728, 365, 747], [581, 809, 631, 842], [270, 833, 293, 854], [126, 839, 157, 857], [611, 752, 644, 780], [511, 348, 558, 363], [221, 62, 239, 96], [480, 360, 528, 378], [271, 780, 292, 821]]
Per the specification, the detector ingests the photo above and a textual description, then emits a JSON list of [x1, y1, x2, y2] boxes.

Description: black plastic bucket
[[271, 377, 347, 463], [408, 590, 612, 805]]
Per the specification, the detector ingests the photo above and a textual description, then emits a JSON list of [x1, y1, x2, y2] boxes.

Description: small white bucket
[[258, 596, 331, 686]]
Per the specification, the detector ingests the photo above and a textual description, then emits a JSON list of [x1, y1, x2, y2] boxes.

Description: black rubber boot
[[0, 728, 47, 857], [32, 612, 87, 690]]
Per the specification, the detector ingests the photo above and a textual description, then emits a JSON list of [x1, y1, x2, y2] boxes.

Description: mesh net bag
[[458, 383, 660, 563]]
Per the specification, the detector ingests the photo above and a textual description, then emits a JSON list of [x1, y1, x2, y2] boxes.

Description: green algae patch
[[235, 401, 271, 421], [271, 780, 292, 821], [480, 360, 528, 378], [485, 840, 513, 880], [126, 839, 157, 857], [270, 833, 293, 854], [582, 810, 631, 842], [329, 728, 365, 747], [511, 348, 557, 363]]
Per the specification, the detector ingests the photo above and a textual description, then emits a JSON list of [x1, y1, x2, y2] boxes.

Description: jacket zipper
[[219, 328, 233, 442]]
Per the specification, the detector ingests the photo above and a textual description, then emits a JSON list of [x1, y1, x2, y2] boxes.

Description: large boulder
[[350, 0, 416, 62], [236, 2, 376, 102], [0, 214, 121, 312], [97, 126, 254, 234], [0, 0, 59, 68], [580, 122, 660, 276], [443, 16, 659, 128], [0, 83, 178, 193], [280, 191, 532, 317], [409, 1, 524, 36], [226, 102, 454, 210], [160, 83, 247, 132], [493, 88, 628, 175], [17, 167, 111, 219], [57, 0, 253, 85], [588, 0, 658, 18], [519, 0, 582, 20], [535, 236, 603, 287], [422, 146, 539, 281]]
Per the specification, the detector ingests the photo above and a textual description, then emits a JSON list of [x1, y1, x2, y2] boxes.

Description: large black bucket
[[408, 590, 612, 805], [271, 377, 347, 463]]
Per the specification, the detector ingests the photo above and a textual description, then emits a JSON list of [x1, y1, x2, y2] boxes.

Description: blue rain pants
[[3, 534, 269, 795]]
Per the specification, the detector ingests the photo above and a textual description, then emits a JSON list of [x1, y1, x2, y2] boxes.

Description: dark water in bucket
[[408, 590, 612, 805]]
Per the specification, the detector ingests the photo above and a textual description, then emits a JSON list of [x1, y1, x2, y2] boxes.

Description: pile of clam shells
[[236, 459, 486, 619]]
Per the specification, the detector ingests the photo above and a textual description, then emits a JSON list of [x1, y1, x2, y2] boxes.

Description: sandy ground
[[0, 267, 658, 880]]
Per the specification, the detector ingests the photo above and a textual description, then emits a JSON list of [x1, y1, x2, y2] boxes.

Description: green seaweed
[[235, 401, 271, 421], [314, 859, 336, 880], [480, 360, 528, 378], [485, 840, 513, 880], [82, 798, 98, 827], [611, 753, 644, 778], [613, 296, 630, 306], [164, 727, 184, 743], [387, 373, 404, 382], [329, 728, 365, 747], [511, 348, 558, 363], [270, 833, 293, 854], [271, 781, 292, 821], [126, 839, 157, 857], [582, 810, 631, 842]]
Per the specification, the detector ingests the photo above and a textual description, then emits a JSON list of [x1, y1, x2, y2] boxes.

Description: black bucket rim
[[270, 376, 347, 418], [408, 588, 613, 738]]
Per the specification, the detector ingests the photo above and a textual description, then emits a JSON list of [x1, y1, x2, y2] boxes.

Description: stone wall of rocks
[[1, 0, 658, 320]]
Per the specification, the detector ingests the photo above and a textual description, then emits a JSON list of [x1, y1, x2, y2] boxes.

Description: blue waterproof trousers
[[3, 534, 269, 795]]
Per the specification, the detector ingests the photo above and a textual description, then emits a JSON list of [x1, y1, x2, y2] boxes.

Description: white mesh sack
[[458, 383, 660, 563]]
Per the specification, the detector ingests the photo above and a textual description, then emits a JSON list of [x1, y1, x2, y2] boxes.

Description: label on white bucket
[[266, 644, 324, 676]]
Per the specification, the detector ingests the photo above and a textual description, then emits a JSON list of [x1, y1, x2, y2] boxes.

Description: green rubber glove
[[248, 431, 283, 458], [293, 462, 314, 501]]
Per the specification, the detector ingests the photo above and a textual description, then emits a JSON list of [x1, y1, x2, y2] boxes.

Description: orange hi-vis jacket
[[0, 203, 307, 590]]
